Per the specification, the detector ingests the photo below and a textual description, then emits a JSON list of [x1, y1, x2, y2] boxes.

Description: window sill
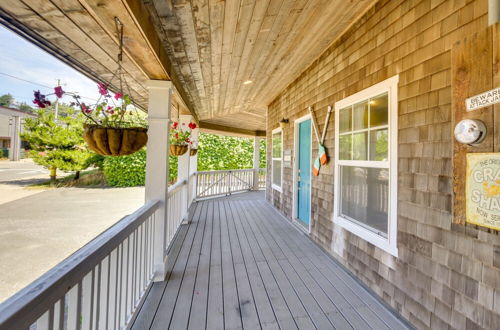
[[333, 215, 398, 257]]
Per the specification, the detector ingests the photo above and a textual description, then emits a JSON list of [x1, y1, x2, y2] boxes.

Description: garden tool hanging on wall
[[309, 106, 333, 176]]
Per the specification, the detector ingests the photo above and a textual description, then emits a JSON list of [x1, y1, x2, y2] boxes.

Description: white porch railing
[[164, 173, 196, 254], [0, 176, 197, 330], [0, 201, 161, 330], [196, 168, 265, 199], [0, 169, 262, 329]]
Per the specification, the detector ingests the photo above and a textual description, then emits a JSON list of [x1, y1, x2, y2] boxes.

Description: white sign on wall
[[466, 87, 500, 111]]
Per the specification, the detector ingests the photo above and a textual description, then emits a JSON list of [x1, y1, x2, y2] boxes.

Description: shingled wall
[[266, 0, 500, 328]]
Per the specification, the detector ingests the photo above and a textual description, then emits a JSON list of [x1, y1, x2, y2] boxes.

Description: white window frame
[[271, 127, 283, 192], [333, 75, 399, 257]]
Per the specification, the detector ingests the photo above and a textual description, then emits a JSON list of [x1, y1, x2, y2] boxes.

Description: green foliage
[[0, 93, 13, 107], [18, 102, 34, 112], [103, 150, 146, 187], [197, 133, 266, 171], [101, 132, 266, 187], [21, 108, 96, 179], [103, 150, 178, 187]]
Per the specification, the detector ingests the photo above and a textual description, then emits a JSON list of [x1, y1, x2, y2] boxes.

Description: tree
[[18, 102, 34, 112], [0, 93, 13, 107], [21, 107, 96, 182]]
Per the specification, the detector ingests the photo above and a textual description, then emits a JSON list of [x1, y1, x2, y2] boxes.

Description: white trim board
[[271, 127, 283, 193], [333, 75, 399, 257], [292, 114, 313, 233]]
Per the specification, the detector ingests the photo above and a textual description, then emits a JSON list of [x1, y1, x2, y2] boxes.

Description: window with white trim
[[272, 128, 283, 191], [334, 76, 398, 256]]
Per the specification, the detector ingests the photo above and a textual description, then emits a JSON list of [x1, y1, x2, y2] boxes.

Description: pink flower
[[54, 86, 64, 98], [114, 92, 122, 100], [97, 82, 108, 96], [33, 90, 51, 108], [81, 103, 92, 114]]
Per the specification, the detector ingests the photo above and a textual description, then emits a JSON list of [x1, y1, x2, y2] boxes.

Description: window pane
[[339, 107, 352, 133], [272, 132, 282, 158], [272, 160, 282, 186], [370, 129, 388, 161], [339, 134, 352, 160], [352, 132, 367, 160], [340, 166, 388, 235], [370, 93, 388, 127], [353, 101, 368, 130]]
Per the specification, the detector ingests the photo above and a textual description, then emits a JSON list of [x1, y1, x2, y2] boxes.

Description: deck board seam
[[243, 200, 338, 329], [258, 200, 409, 329], [235, 200, 301, 329], [249, 200, 364, 329], [226, 199, 264, 329], [256, 200, 408, 329]]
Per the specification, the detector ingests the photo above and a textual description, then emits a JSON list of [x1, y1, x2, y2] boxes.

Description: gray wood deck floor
[[132, 192, 410, 330]]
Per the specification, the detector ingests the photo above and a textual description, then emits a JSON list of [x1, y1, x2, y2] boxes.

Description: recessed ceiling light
[[243, 80, 253, 85]]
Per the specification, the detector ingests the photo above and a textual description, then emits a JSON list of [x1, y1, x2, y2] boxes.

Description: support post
[[9, 116, 21, 161], [145, 80, 172, 282], [177, 115, 193, 185], [253, 137, 261, 190]]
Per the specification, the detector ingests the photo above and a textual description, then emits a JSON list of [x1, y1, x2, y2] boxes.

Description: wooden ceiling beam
[[199, 121, 266, 137]]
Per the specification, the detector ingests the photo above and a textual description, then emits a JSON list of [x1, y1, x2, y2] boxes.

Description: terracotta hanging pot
[[190, 148, 198, 156], [83, 125, 148, 156], [170, 144, 188, 156]]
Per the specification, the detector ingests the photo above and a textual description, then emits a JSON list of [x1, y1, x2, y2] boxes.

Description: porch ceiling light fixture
[[279, 118, 289, 129], [243, 80, 253, 85]]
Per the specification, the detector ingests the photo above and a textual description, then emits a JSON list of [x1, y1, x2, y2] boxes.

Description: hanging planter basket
[[190, 148, 198, 156], [170, 144, 188, 156], [84, 125, 148, 156]]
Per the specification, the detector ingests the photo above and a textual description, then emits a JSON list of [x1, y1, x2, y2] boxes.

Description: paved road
[[0, 160, 145, 303], [0, 160, 48, 182]]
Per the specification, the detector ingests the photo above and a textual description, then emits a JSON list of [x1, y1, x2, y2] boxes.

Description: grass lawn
[[29, 169, 107, 188]]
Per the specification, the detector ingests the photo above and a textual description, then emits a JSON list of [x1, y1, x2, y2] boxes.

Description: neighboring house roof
[[0, 105, 37, 118]]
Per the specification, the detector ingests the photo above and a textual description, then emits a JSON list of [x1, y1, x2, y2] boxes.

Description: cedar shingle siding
[[266, 0, 500, 328]]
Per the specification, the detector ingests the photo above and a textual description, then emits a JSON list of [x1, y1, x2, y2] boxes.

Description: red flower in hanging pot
[[54, 86, 64, 98], [171, 122, 178, 129], [114, 92, 122, 100], [188, 122, 197, 130]]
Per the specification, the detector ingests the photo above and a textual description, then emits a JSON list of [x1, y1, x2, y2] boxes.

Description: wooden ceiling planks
[[0, 0, 195, 116], [1, 0, 376, 134], [146, 0, 376, 131]]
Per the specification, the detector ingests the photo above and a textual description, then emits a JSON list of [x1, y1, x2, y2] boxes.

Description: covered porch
[[132, 192, 409, 330]]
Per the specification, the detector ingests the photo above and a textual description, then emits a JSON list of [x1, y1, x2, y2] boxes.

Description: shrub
[[103, 149, 178, 187], [103, 150, 146, 187]]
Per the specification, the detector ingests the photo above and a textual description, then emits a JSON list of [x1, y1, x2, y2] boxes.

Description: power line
[[0, 71, 99, 102], [0, 71, 52, 89]]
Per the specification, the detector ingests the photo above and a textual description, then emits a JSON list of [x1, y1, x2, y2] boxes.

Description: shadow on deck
[[132, 192, 411, 329]]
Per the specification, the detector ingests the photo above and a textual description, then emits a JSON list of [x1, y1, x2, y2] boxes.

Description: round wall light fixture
[[454, 119, 487, 145]]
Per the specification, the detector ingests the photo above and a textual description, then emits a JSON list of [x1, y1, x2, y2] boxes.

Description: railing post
[[145, 80, 172, 282], [228, 171, 232, 195], [253, 137, 260, 190]]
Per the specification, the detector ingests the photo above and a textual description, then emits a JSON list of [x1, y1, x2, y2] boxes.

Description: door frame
[[292, 114, 313, 233]]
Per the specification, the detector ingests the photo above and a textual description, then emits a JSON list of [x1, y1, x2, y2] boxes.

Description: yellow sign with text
[[466, 153, 500, 230]]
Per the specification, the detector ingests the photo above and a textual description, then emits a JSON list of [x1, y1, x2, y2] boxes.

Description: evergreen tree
[[0, 93, 13, 107], [21, 108, 96, 182]]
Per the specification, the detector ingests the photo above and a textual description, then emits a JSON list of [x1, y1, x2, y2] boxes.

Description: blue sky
[[0, 25, 100, 106]]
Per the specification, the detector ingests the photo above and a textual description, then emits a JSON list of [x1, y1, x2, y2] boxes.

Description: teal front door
[[297, 119, 311, 226]]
